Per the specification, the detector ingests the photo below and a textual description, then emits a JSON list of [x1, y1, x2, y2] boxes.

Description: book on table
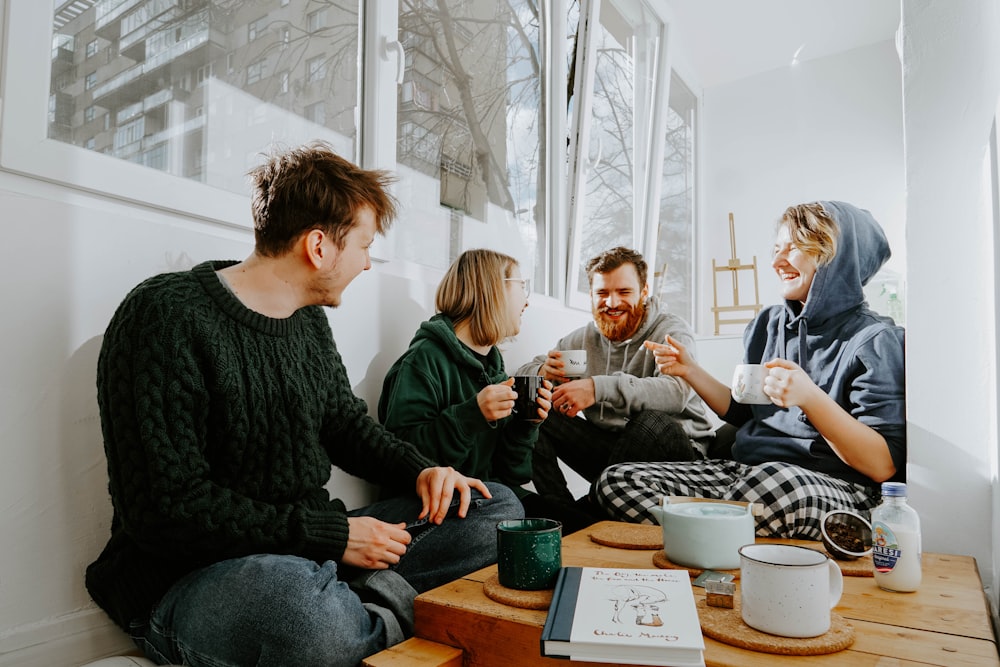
[[540, 566, 705, 667]]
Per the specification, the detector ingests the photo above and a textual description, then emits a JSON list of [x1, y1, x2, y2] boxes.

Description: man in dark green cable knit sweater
[[85, 141, 522, 667]]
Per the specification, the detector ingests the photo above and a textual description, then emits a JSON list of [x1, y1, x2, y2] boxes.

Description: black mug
[[511, 375, 544, 422]]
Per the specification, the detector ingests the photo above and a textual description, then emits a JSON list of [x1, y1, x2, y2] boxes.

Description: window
[[565, 0, 673, 307], [86, 39, 98, 58], [307, 8, 327, 33], [196, 64, 213, 85], [9, 0, 689, 310], [247, 60, 265, 85], [390, 0, 545, 271], [651, 73, 697, 324], [248, 17, 266, 42], [12, 0, 362, 224], [307, 55, 326, 83]]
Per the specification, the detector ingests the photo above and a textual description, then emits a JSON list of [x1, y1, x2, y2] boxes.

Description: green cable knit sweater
[[86, 260, 434, 630]]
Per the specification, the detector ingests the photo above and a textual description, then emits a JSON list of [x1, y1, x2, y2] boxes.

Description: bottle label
[[872, 521, 900, 573]]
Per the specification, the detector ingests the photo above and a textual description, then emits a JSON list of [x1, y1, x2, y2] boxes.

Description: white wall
[[900, 0, 1000, 617], [0, 172, 256, 665], [697, 40, 905, 336]]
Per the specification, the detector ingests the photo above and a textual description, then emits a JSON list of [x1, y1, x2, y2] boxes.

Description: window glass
[[575, 2, 636, 283], [567, 0, 663, 304], [652, 72, 696, 324], [393, 0, 543, 271], [47, 0, 361, 194]]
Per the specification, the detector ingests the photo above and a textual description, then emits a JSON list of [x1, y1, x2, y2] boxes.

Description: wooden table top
[[413, 521, 999, 667]]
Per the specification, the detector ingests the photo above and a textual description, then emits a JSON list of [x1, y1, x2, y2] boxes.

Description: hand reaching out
[[643, 335, 692, 377]]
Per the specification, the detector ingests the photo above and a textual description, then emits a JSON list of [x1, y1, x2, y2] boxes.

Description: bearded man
[[516, 247, 719, 512]]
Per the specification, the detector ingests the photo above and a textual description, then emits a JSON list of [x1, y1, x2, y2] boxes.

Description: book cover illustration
[[569, 568, 703, 650]]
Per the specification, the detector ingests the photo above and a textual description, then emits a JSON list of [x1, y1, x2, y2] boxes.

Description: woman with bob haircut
[[595, 201, 906, 539], [380, 249, 596, 530]]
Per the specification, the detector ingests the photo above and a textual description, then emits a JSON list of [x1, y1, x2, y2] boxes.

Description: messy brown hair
[[585, 246, 648, 288], [248, 141, 397, 256]]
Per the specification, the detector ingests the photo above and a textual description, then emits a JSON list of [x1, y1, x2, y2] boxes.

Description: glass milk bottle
[[871, 482, 922, 592]]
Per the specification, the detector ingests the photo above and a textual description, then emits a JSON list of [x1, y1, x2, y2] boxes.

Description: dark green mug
[[496, 518, 562, 590]]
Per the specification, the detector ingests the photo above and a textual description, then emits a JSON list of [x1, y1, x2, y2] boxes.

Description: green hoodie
[[378, 314, 539, 498]]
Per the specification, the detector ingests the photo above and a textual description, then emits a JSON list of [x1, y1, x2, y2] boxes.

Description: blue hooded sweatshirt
[[724, 201, 906, 487]]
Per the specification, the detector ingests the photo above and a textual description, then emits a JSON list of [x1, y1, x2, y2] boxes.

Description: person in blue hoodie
[[594, 201, 905, 539], [379, 249, 600, 533]]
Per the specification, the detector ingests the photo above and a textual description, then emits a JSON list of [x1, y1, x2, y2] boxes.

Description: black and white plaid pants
[[593, 459, 880, 540]]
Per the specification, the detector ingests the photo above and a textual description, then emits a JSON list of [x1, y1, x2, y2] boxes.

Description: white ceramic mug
[[731, 363, 770, 404], [738, 543, 843, 637], [561, 349, 588, 377]]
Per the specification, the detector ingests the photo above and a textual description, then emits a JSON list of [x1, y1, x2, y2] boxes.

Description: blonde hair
[[436, 249, 519, 347], [778, 203, 839, 266]]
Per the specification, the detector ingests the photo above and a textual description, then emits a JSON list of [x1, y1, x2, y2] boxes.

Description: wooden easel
[[711, 212, 762, 335]]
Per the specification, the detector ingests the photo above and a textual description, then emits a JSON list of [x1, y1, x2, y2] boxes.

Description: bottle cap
[[881, 482, 907, 497]]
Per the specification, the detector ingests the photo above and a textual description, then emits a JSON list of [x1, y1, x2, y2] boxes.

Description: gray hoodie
[[726, 201, 906, 486], [516, 297, 715, 446]]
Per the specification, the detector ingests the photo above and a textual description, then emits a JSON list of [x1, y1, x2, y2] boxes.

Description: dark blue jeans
[[132, 482, 521, 667]]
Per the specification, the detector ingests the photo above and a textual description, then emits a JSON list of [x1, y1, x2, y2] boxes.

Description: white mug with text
[[561, 349, 588, 378]]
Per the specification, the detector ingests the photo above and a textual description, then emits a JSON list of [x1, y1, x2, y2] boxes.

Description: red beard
[[593, 299, 647, 342]]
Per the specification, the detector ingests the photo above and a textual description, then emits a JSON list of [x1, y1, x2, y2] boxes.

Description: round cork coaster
[[482, 573, 553, 610], [588, 523, 663, 550], [799, 543, 874, 577], [651, 550, 740, 579], [697, 597, 855, 655]]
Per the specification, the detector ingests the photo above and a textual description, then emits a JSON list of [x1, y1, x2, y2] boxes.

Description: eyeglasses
[[504, 277, 531, 295]]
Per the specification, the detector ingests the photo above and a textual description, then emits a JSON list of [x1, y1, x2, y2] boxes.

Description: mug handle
[[826, 558, 844, 609]]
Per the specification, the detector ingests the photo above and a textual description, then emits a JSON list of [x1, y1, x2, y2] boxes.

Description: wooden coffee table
[[407, 521, 999, 666]]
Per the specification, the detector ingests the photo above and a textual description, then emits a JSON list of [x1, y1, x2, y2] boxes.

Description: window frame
[[0, 0, 250, 227], [565, 0, 673, 309], [2, 0, 697, 311]]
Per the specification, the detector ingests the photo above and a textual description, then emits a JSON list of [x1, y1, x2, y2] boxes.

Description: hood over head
[[776, 201, 891, 368], [794, 200, 891, 327]]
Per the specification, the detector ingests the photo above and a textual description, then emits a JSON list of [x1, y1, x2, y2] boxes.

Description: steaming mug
[[738, 543, 843, 637]]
